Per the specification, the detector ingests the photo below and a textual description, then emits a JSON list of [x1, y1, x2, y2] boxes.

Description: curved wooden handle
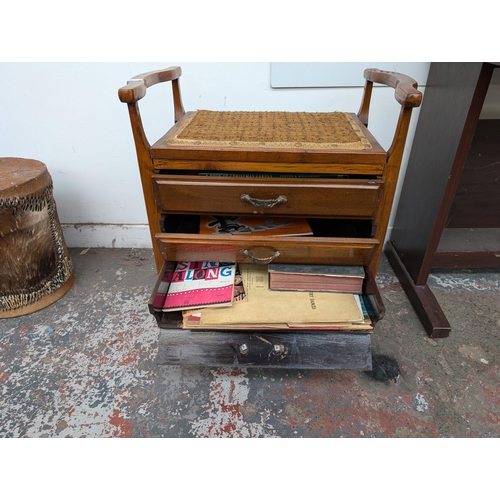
[[239, 249, 283, 264], [118, 66, 182, 103], [118, 66, 185, 130], [240, 193, 288, 209], [363, 68, 422, 108]]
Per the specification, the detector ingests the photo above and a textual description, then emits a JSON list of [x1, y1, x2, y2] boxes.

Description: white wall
[[0, 62, 427, 248]]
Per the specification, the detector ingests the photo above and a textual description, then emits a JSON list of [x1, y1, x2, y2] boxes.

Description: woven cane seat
[[166, 110, 372, 150], [152, 110, 386, 164]]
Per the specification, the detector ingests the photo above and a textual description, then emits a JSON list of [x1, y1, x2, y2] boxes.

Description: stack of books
[[153, 261, 370, 331]]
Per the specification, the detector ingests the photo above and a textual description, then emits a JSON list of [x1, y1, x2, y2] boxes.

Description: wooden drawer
[[147, 262, 385, 369], [155, 233, 378, 267], [156, 329, 373, 369], [152, 174, 383, 218]]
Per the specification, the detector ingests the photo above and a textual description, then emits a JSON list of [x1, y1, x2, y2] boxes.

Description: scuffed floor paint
[[0, 292, 158, 438], [430, 274, 500, 292], [189, 368, 278, 438]]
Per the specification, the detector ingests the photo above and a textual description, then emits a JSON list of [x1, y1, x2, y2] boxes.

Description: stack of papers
[[182, 264, 372, 331]]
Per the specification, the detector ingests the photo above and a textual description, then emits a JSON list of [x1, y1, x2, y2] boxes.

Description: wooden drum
[[0, 158, 74, 317]]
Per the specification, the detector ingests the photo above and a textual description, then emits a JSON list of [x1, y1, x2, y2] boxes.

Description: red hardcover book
[[268, 264, 365, 293]]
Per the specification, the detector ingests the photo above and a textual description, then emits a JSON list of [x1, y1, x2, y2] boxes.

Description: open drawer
[[156, 214, 379, 267], [148, 262, 385, 370]]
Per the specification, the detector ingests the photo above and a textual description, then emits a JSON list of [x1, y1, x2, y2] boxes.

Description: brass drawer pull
[[240, 249, 283, 264], [240, 193, 288, 209]]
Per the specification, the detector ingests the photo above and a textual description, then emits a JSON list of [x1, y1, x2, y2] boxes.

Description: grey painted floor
[[1, 247, 499, 439]]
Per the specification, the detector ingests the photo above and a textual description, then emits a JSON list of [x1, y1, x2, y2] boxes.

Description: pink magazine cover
[[162, 261, 236, 312]]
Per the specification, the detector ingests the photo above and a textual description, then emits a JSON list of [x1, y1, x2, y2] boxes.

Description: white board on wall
[[270, 62, 430, 88]]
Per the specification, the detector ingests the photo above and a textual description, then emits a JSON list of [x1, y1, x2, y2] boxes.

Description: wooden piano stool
[[118, 66, 422, 370]]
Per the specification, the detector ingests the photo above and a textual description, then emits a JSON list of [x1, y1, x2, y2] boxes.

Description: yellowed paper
[[197, 264, 363, 326]]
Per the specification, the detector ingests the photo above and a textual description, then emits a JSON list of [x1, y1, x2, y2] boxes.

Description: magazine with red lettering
[[162, 261, 237, 312]]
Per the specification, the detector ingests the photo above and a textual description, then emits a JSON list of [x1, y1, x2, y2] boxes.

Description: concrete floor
[[0, 247, 499, 438]]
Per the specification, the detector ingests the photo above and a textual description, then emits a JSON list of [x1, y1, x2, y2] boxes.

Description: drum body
[[0, 158, 74, 317]]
